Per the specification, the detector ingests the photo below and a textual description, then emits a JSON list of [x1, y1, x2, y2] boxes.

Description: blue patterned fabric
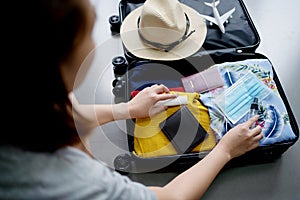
[[200, 59, 297, 146]]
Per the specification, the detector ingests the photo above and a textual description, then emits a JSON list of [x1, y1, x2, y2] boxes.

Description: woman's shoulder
[[0, 145, 156, 200], [0, 146, 106, 198]]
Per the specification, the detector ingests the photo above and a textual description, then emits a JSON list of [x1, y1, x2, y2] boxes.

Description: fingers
[[250, 124, 262, 138], [247, 123, 262, 138], [149, 84, 177, 101], [151, 84, 170, 94], [252, 124, 262, 134], [250, 130, 263, 149], [248, 125, 263, 152], [253, 131, 263, 141], [245, 115, 259, 128], [158, 93, 178, 101]]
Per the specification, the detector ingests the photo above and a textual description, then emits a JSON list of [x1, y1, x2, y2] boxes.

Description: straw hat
[[120, 0, 207, 61]]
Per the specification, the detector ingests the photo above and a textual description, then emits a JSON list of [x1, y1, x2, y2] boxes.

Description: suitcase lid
[[116, 0, 260, 57]]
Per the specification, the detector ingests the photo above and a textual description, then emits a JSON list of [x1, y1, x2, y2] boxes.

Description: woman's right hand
[[217, 115, 263, 160], [127, 84, 177, 119]]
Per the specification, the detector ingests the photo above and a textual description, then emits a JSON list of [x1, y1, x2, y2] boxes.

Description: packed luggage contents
[[131, 59, 297, 158]]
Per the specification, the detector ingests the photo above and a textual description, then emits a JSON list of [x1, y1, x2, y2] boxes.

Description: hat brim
[[120, 4, 207, 61]]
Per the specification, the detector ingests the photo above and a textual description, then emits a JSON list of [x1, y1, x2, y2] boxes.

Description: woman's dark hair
[[2, 0, 89, 152]]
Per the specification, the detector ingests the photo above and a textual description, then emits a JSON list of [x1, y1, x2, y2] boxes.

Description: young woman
[[0, 0, 262, 199]]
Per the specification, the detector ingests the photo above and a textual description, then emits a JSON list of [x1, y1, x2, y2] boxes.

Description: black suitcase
[[109, 0, 299, 173]]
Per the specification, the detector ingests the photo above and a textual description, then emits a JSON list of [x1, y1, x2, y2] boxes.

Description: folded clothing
[[199, 59, 297, 145], [133, 91, 216, 158]]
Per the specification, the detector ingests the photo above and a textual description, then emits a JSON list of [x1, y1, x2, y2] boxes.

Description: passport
[[181, 66, 224, 93]]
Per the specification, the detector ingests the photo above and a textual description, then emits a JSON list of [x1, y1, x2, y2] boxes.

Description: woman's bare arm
[[69, 84, 177, 127]]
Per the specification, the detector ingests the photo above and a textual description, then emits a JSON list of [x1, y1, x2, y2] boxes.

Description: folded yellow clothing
[[133, 92, 216, 158]]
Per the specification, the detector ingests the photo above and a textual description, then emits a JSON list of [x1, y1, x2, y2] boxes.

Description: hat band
[[137, 13, 195, 52]]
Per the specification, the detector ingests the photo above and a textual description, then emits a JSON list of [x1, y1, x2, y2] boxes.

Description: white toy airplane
[[199, 0, 236, 34]]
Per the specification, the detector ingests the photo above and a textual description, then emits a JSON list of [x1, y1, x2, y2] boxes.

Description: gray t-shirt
[[0, 146, 157, 200]]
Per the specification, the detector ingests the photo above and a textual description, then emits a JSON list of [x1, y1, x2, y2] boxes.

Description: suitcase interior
[[111, 0, 299, 173]]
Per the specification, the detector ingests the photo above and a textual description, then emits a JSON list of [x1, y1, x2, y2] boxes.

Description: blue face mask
[[214, 72, 272, 124]]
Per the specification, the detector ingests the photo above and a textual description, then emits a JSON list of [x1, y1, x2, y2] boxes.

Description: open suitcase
[[109, 0, 299, 173]]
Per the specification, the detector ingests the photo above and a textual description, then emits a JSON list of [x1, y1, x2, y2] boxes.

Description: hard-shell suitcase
[[109, 0, 299, 173]]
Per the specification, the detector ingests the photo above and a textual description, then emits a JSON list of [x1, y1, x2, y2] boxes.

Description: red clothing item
[[131, 87, 185, 98]]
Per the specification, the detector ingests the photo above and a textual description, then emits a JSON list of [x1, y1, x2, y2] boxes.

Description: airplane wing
[[220, 7, 236, 24], [199, 14, 218, 25], [204, 0, 220, 7]]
